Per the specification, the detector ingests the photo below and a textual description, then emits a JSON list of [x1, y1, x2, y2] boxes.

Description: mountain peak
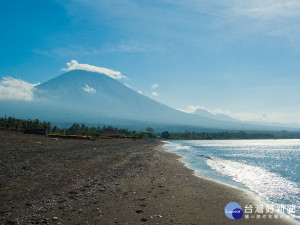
[[194, 108, 239, 122], [61, 60, 127, 80], [1, 70, 297, 131]]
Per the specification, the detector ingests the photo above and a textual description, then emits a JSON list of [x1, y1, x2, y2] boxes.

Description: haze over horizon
[[1, 0, 300, 125]]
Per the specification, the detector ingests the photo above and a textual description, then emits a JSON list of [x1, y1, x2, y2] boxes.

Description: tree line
[[0, 117, 51, 131], [159, 130, 300, 140], [1, 116, 299, 140], [0, 117, 156, 139]]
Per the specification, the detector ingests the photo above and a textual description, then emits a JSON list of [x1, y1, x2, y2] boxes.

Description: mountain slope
[[194, 108, 239, 122], [1, 70, 298, 131], [35, 70, 253, 128], [36, 70, 192, 123]]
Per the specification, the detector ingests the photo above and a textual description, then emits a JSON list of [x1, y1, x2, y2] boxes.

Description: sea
[[163, 139, 300, 221]]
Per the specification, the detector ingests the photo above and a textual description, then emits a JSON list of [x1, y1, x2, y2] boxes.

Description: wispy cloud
[[61, 60, 127, 79], [224, 0, 300, 19], [0, 77, 37, 101], [180, 104, 284, 123], [33, 46, 101, 57], [61, 0, 300, 48], [138, 90, 143, 94], [185, 0, 300, 46], [208, 109, 284, 123], [83, 84, 96, 93], [33, 82, 41, 87], [179, 105, 205, 114], [103, 40, 165, 53], [33, 41, 163, 58], [151, 91, 158, 97], [151, 83, 159, 89]]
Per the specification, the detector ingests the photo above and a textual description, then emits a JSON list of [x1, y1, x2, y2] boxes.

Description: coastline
[[0, 135, 298, 224], [159, 144, 299, 225], [162, 140, 300, 224]]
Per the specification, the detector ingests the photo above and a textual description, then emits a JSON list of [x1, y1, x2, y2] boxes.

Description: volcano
[[1, 70, 298, 131]]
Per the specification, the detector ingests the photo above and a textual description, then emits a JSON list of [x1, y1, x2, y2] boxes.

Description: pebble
[[141, 217, 147, 222], [136, 210, 143, 214]]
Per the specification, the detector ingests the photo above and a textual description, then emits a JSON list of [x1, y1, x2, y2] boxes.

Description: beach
[[0, 135, 298, 225]]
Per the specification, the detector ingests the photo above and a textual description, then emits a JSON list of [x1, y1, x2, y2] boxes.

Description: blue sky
[[1, 0, 300, 124]]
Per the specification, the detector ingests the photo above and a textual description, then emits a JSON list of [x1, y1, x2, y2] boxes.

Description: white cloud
[[151, 91, 158, 97], [83, 84, 96, 93], [33, 82, 41, 87], [179, 105, 205, 114], [34, 46, 101, 57], [168, 0, 300, 48], [0, 77, 37, 101], [124, 84, 132, 88], [61, 60, 127, 80], [60, 0, 300, 50], [181, 0, 300, 22], [226, 0, 300, 20], [216, 0, 300, 40], [103, 40, 164, 53], [151, 83, 159, 89], [138, 90, 143, 94]]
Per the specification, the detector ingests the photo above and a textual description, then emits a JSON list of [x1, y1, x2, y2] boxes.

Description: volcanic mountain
[[1, 70, 298, 131]]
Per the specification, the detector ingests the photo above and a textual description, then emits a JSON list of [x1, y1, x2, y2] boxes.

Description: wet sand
[[0, 135, 298, 225]]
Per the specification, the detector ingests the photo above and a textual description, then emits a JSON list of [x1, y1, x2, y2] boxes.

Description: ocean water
[[164, 139, 300, 220]]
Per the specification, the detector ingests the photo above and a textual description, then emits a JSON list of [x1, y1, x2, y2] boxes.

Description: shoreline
[[0, 135, 298, 224], [162, 141, 300, 224]]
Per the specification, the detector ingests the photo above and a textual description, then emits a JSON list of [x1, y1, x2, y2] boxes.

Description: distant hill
[[193, 108, 239, 122], [1, 70, 299, 131]]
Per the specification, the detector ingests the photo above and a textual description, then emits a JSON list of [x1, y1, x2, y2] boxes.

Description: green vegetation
[[162, 131, 300, 140], [1, 116, 300, 140], [0, 116, 52, 132], [0, 117, 154, 139], [64, 123, 140, 138]]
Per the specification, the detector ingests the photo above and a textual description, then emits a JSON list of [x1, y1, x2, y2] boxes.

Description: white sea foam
[[164, 140, 300, 220], [188, 139, 300, 148], [206, 158, 300, 218], [164, 142, 193, 151]]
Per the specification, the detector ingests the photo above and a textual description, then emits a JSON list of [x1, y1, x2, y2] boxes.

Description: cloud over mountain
[[61, 60, 127, 80], [83, 84, 96, 93], [151, 83, 159, 89], [151, 91, 158, 97]]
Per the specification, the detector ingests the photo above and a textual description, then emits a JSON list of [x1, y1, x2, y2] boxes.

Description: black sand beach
[[0, 135, 298, 225]]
